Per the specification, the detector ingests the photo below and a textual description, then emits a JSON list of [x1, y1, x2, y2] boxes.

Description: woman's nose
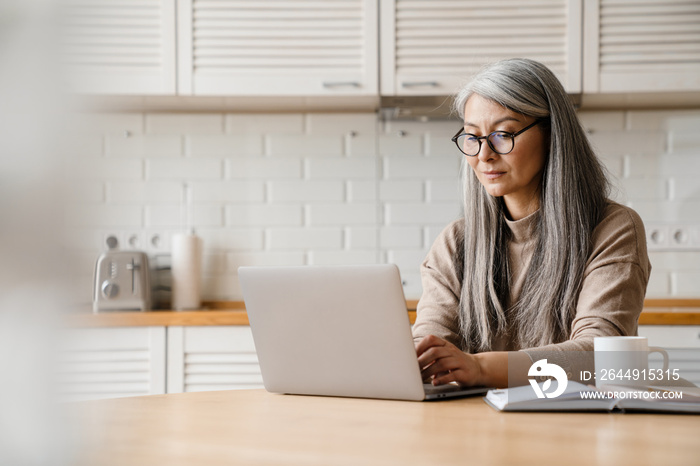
[[477, 141, 496, 162]]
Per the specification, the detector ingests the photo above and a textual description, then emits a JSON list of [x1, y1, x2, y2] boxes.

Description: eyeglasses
[[451, 119, 544, 157]]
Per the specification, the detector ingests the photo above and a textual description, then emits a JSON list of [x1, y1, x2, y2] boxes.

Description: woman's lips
[[482, 171, 505, 180]]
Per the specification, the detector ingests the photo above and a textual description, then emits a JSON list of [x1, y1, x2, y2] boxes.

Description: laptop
[[238, 264, 490, 401]]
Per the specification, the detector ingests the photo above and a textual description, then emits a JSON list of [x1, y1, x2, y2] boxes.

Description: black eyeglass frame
[[451, 119, 544, 157]]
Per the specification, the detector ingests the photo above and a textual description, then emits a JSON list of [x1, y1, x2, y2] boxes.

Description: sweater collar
[[504, 209, 539, 243]]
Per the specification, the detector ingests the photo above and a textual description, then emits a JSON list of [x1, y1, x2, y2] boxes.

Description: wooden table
[[74, 389, 700, 466]]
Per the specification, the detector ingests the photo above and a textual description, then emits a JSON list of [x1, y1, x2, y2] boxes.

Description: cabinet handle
[[322, 81, 360, 88], [401, 81, 439, 88]]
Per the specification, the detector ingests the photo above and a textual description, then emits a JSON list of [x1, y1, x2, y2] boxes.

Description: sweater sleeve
[[412, 220, 465, 350], [519, 203, 652, 380]]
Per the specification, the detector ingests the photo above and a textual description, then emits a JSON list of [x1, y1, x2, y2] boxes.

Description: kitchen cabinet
[[638, 325, 700, 386], [582, 1, 700, 93], [62, 0, 377, 97], [57, 326, 166, 401], [166, 326, 263, 393], [62, 0, 700, 100], [379, 0, 583, 96], [61, 0, 177, 95], [176, 0, 378, 96]]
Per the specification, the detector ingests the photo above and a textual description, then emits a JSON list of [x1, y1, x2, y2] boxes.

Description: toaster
[[93, 250, 151, 312]]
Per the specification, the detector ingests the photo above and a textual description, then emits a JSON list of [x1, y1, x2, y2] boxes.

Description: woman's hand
[[415, 335, 483, 387]]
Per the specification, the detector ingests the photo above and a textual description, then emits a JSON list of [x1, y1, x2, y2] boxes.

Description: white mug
[[594, 336, 669, 388]]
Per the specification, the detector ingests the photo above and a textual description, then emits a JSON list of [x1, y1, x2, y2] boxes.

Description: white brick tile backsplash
[[426, 134, 458, 157], [672, 272, 700, 296], [672, 178, 700, 201], [379, 134, 424, 156], [387, 249, 428, 272], [380, 226, 423, 249], [67, 110, 700, 301], [66, 204, 142, 228], [399, 272, 423, 299], [190, 181, 265, 203], [619, 178, 668, 202], [629, 201, 700, 223], [148, 158, 222, 180], [106, 135, 182, 158], [306, 113, 377, 135], [648, 252, 700, 270], [267, 134, 344, 156], [197, 228, 264, 250], [346, 134, 377, 157], [146, 114, 223, 134], [384, 120, 458, 137], [307, 158, 378, 179], [384, 156, 459, 179], [308, 250, 379, 265], [269, 180, 344, 202], [226, 204, 303, 227], [202, 274, 242, 300], [646, 270, 670, 297], [587, 132, 666, 157], [347, 180, 378, 202], [79, 113, 144, 135], [425, 225, 452, 248], [68, 158, 143, 180], [308, 203, 378, 226], [626, 110, 700, 132], [147, 204, 223, 227], [226, 158, 302, 179], [624, 154, 700, 178], [226, 251, 306, 269], [427, 178, 461, 202], [386, 203, 461, 225], [670, 132, 700, 155], [379, 180, 424, 201], [203, 252, 227, 274], [598, 155, 624, 178], [267, 227, 343, 250], [107, 181, 182, 203], [346, 227, 378, 249], [226, 113, 304, 134], [577, 111, 625, 132], [187, 135, 263, 157]]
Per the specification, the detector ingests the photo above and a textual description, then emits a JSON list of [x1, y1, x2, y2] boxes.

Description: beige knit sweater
[[412, 201, 651, 380]]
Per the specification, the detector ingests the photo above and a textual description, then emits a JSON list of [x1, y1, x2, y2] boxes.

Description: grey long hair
[[452, 58, 609, 352]]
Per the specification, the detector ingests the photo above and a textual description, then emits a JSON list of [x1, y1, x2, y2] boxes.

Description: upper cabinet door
[[380, 0, 583, 96], [177, 0, 379, 96], [62, 0, 177, 94], [583, 0, 700, 93]]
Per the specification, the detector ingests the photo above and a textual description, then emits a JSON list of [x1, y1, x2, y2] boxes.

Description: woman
[[413, 58, 651, 388]]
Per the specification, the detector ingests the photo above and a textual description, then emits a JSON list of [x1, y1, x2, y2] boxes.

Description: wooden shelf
[[65, 300, 700, 328]]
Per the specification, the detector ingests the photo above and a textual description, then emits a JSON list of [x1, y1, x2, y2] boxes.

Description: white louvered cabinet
[[583, 0, 700, 93], [61, 0, 177, 94], [380, 0, 583, 96], [176, 0, 378, 96], [167, 326, 263, 393], [57, 327, 166, 402]]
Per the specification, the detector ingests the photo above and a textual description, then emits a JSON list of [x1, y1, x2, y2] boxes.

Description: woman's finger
[[420, 357, 460, 380], [414, 334, 448, 357], [416, 346, 450, 368]]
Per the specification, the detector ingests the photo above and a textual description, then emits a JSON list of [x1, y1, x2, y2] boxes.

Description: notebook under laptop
[[238, 264, 489, 401]]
